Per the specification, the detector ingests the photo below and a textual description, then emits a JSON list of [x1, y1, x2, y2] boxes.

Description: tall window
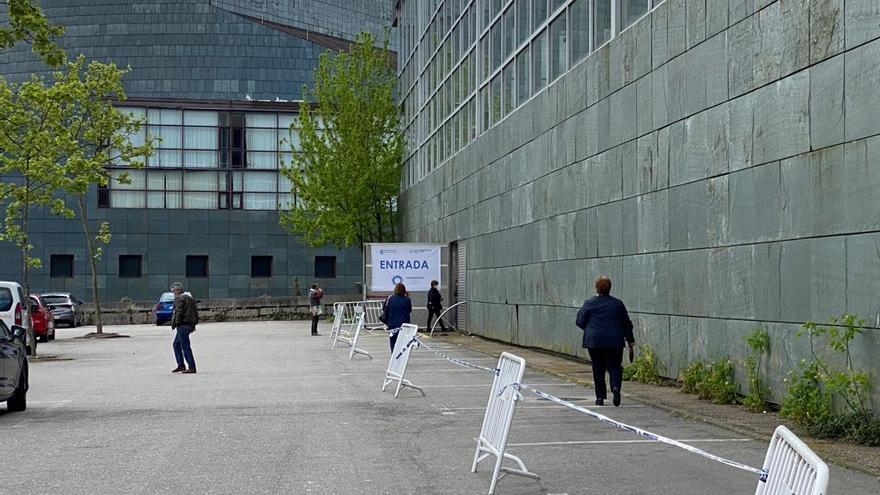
[[621, 0, 651, 30], [570, 0, 591, 64], [549, 13, 568, 80], [50, 255, 74, 278], [118, 255, 142, 278], [251, 256, 273, 278], [532, 29, 548, 93], [186, 255, 209, 278]]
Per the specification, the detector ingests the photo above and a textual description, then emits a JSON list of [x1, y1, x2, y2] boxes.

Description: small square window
[[186, 255, 209, 278], [50, 255, 74, 278], [251, 256, 272, 278], [118, 255, 142, 278], [314, 256, 336, 279]]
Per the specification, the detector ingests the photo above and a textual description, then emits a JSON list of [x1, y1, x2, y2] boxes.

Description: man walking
[[170, 282, 198, 374], [426, 280, 447, 332]]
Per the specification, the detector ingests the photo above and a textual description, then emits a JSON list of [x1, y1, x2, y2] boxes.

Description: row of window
[[48, 254, 338, 279], [398, 0, 663, 189]]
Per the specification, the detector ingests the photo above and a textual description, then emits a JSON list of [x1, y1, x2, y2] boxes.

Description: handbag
[[378, 299, 389, 324]]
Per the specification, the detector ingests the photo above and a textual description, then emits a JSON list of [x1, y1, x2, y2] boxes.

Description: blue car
[[154, 292, 174, 325]]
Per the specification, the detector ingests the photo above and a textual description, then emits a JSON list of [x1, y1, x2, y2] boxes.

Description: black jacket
[[427, 287, 443, 309], [575, 294, 634, 348], [384, 294, 412, 330]]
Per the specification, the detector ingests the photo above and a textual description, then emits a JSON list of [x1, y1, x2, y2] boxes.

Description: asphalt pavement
[[1, 321, 877, 494]]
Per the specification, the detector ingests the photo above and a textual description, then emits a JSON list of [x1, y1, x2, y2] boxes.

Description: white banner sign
[[370, 243, 442, 292]]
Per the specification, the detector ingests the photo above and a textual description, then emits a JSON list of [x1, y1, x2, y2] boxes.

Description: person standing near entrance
[[309, 283, 324, 336], [383, 282, 412, 352], [426, 280, 447, 332], [575, 276, 634, 407], [170, 282, 198, 374]]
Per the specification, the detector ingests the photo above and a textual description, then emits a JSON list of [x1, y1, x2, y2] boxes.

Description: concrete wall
[[398, 1, 880, 407]]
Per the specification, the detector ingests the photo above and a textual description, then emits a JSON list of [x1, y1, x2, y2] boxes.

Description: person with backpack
[[170, 281, 199, 374]]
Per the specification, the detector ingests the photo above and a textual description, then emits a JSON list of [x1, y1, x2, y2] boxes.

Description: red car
[[30, 294, 55, 342]]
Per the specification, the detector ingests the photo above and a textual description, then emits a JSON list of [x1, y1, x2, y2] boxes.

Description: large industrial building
[[0, 0, 394, 300], [394, 0, 880, 404]]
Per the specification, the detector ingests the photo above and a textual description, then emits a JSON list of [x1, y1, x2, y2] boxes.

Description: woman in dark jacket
[[575, 276, 635, 407], [384, 282, 412, 351]]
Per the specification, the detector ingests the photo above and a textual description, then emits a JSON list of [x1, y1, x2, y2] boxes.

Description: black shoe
[[595, 399, 604, 406], [171, 366, 185, 373], [181, 368, 197, 374], [612, 388, 621, 407], [311, 333, 319, 336]]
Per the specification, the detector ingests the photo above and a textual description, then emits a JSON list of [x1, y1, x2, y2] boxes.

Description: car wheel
[[7, 365, 27, 412]]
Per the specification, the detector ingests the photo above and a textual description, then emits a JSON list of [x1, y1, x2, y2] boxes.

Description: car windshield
[[42, 295, 70, 305], [159, 292, 174, 302], [0, 288, 12, 311]]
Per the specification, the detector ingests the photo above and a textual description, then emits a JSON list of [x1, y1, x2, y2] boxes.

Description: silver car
[[41, 293, 84, 328]]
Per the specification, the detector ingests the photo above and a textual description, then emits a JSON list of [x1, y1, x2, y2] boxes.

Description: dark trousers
[[389, 330, 399, 352], [587, 347, 623, 400], [173, 325, 196, 370], [311, 314, 320, 334], [427, 306, 446, 331]]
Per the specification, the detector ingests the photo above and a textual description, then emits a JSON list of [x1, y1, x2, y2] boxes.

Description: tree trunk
[[77, 195, 103, 334], [19, 207, 35, 356]]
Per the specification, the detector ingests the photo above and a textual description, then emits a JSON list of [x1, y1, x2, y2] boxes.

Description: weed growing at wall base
[[743, 327, 771, 411], [622, 345, 664, 385], [679, 359, 739, 405]]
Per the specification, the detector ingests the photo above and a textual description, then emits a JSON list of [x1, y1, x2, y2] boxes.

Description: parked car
[[0, 319, 28, 412], [154, 292, 174, 325], [41, 292, 84, 328], [0, 281, 35, 355], [29, 294, 55, 342]]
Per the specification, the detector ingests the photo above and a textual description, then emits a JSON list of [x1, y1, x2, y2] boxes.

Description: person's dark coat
[[384, 294, 412, 330], [427, 287, 443, 310], [575, 294, 634, 348]]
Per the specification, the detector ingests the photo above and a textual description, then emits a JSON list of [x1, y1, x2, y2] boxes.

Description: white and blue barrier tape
[[390, 335, 768, 482], [514, 383, 768, 482]]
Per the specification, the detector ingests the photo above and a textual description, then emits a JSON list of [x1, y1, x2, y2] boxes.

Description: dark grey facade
[[0, 0, 393, 301], [396, 0, 880, 408]]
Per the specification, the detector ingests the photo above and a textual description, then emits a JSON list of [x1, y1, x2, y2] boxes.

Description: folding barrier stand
[[472, 352, 539, 495], [329, 303, 344, 343], [347, 313, 371, 360], [382, 324, 424, 398], [360, 300, 386, 333], [331, 302, 360, 349], [756, 425, 829, 495]]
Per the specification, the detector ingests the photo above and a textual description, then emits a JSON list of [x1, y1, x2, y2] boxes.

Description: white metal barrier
[[347, 312, 371, 360], [472, 352, 539, 495], [382, 323, 424, 398], [756, 425, 829, 495], [360, 299, 386, 333], [331, 302, 361, 348]]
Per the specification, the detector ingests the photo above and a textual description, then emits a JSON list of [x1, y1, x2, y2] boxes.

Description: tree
[[280, 31, 404, 249], [0, 0, 65, 66], [53, 56, 153, 334], [0, 56, 152, 336]]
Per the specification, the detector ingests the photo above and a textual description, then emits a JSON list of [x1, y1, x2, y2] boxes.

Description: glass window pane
[[481, 86, 490, 132], [166, 191, 181, 208], [502, 63, 514, 116], [532, 0, 547, 30], [247, 152, 278, 169], [278, 114, 296, 129], [550, 13, 567, 80], [244, 193, 276, 210], [595, 0, 612, 47], [532, 29, 548, 93], [481, 34, 490, 79], [550, 0, 566, 13], [570, 0, 591, 63], [147, 191, 164, 208], [110, 191, 144, 208], [183, 150, 216, 168], [622, 0, 651, 30], [112, 170, 145, 190], [516, 49, 530, 105], [183, 127, 217, 149], [183, 110, 218, 126], [247, 113, 276, 128], [184, 171, 217, 191], [183, 192, 214, 209], [517, 0, 530, 47], [147, 171, 167, 190], [278, 193, 294, 210], [278, 173, 293, 193], [150, 125, 181, 149], [165, 171, 182, 190], [243, 172, 276, 192], [503, 6, 515, 59], [490, 75, 501, 124], [147, 108, 181, 125], [246, 128, 277, 151], [491, 19, 502, 72]]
